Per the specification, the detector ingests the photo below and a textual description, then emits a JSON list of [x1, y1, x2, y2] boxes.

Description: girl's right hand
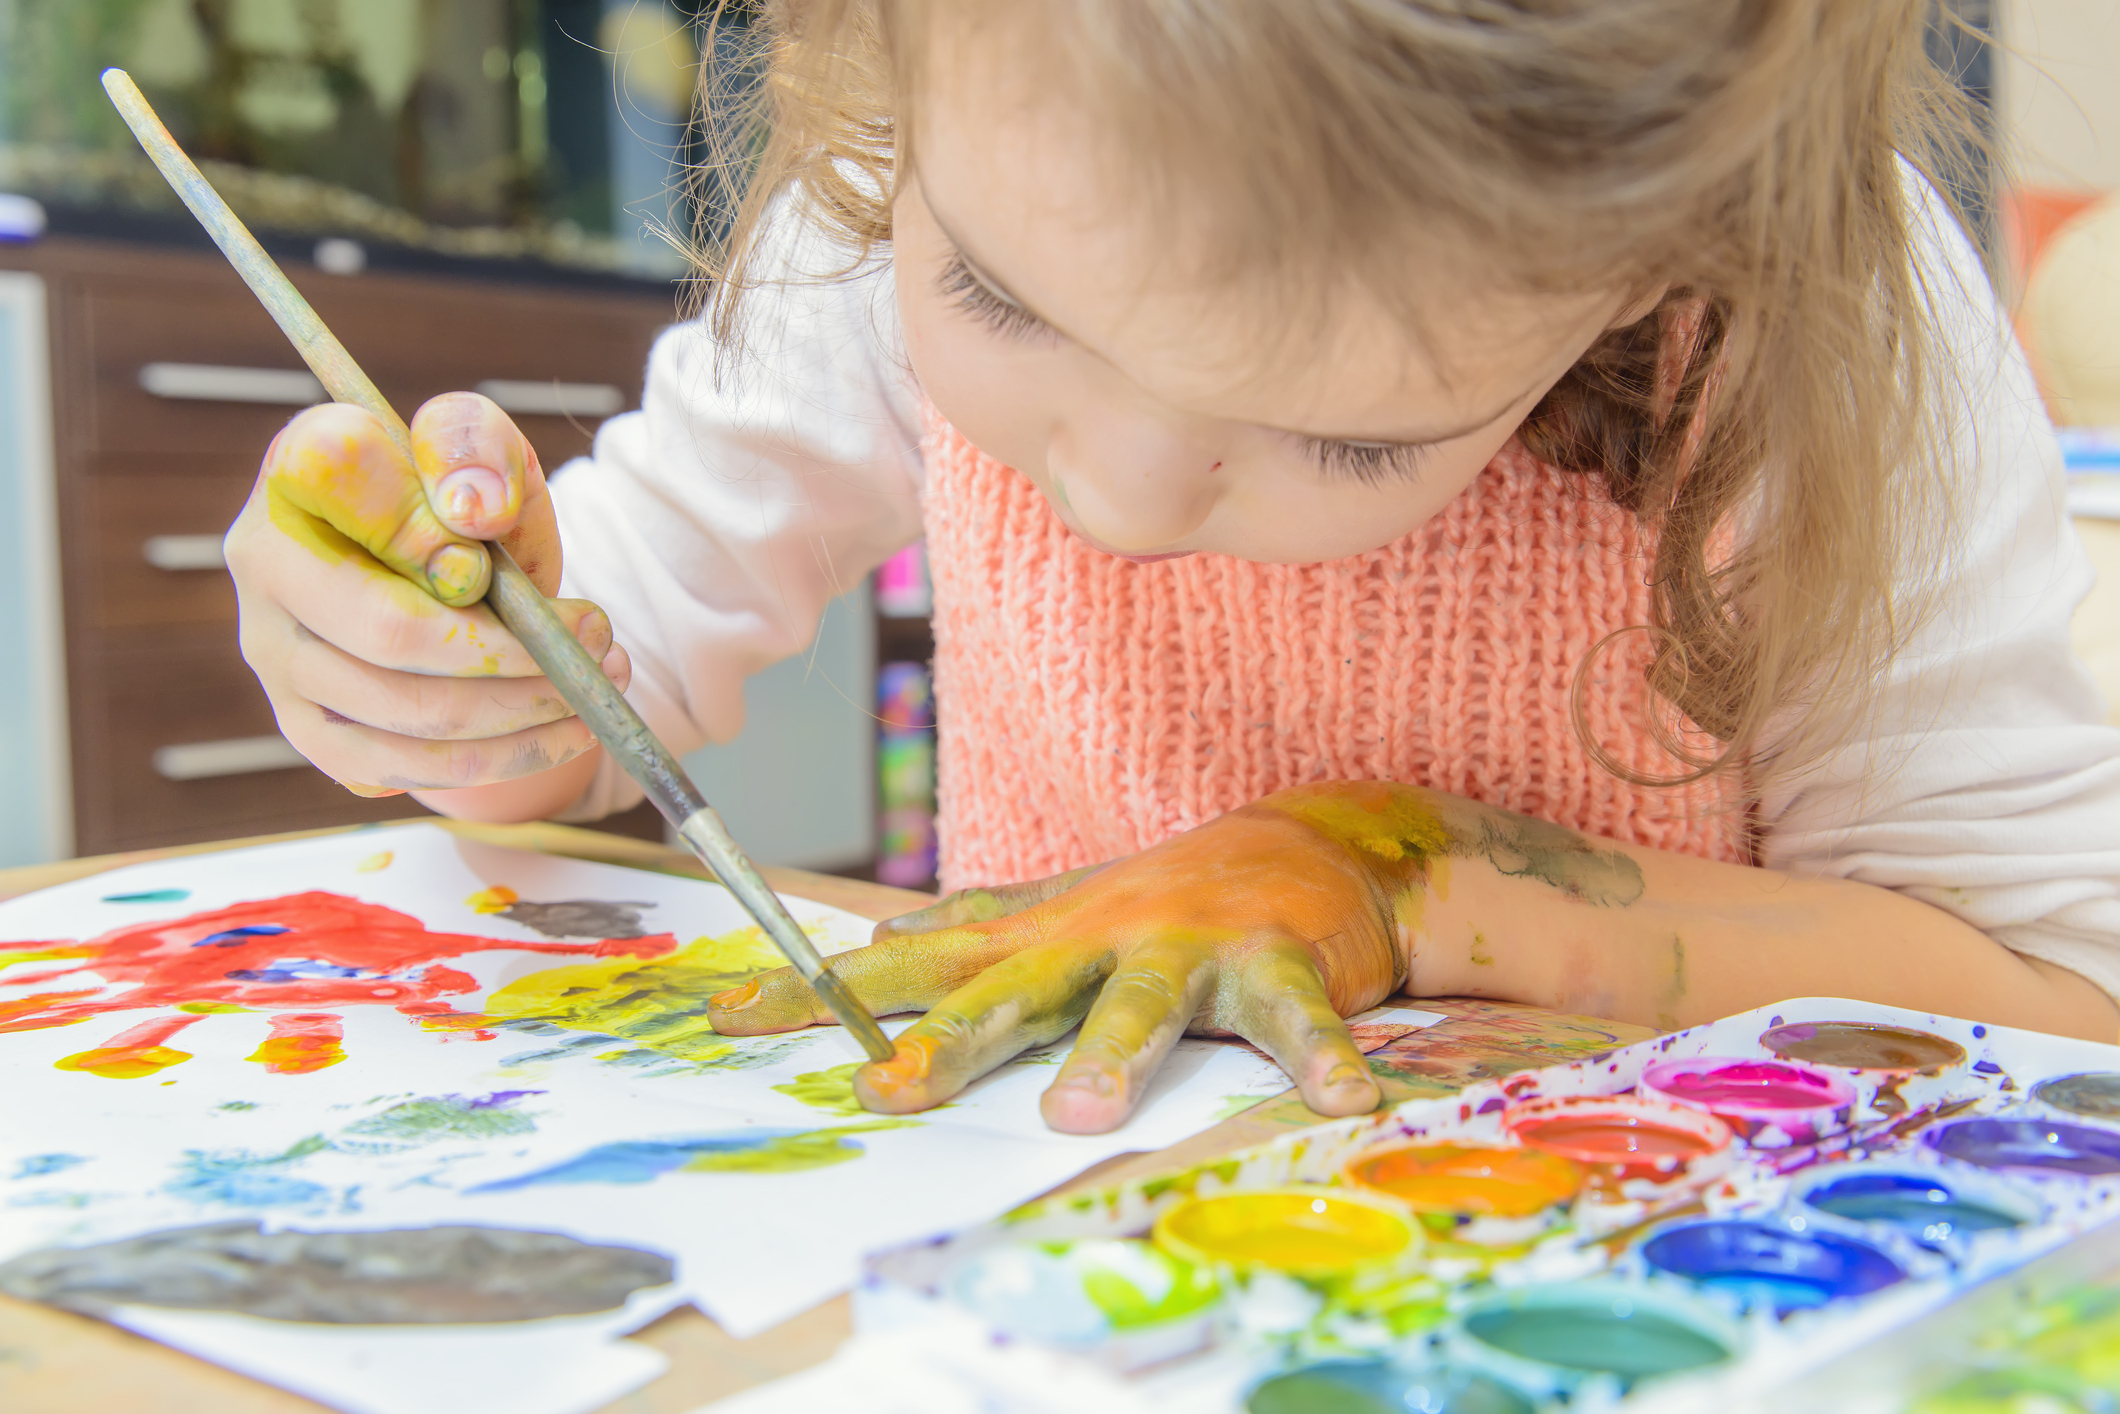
[[223, 392, 629, 798]]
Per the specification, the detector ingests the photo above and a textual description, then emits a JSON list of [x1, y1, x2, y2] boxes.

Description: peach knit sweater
[[922, 413, 1748, 892]]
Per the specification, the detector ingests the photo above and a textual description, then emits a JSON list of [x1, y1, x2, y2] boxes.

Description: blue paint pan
[[1797, 1165, 2037, 1249], [1245, 1359, 1535, 1414], [1640, 1218, 1904, 1314], [1926, 1119, 2120, 1176]]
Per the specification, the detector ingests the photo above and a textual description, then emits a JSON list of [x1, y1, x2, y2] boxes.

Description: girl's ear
[[1606, 282, 1672, 331]]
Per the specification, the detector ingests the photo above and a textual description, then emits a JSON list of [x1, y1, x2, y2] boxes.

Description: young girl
[[226, 0, 2120, 1136]]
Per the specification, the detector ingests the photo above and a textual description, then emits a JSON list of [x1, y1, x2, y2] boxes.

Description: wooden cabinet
[[0, 236, 675, 855]]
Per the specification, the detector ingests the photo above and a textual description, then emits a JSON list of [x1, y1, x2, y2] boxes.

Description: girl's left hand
[[707, 792, 1420, 1133]]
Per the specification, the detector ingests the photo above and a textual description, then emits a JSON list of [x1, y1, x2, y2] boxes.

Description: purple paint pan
[[1639, 1057, 1855, 1148], [1925, 1119, 2120, 1177]]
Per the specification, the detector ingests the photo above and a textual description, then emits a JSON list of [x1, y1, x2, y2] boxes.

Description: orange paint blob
[[1153, 1187, 1418, 1278], [55, 1014, 204, 1079], [246, 1012, 346, 1074], [465, 885, 520, 914], [1343, 1142, 1584, 1218], [858, 1034, 946, 1105]]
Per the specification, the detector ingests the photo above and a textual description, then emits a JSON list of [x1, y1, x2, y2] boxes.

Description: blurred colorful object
[[876, 542, 933, 618], [877, 661, 937, 888], [2020, 192, 2120, 428]]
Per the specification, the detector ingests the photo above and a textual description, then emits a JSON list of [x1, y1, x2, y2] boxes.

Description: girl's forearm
[[1410, 822, 2120, 1043]]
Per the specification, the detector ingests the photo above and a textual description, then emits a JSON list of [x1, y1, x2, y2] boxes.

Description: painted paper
[[0, 825, 1352, 1414]]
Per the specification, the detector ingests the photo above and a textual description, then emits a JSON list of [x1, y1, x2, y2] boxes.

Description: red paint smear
[[248, 1011, 346, 1074], [0, 891, 677, 1033], [55, 1013, 205, 1079]]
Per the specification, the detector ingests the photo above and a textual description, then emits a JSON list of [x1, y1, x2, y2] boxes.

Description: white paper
[[0, 825, 1294, 1409]]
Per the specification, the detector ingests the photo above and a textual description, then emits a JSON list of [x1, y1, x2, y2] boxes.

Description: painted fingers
[[226, 392, 622, 795], [1040, 940, 1216, 1133], [1227, 941, 1381, 1118]]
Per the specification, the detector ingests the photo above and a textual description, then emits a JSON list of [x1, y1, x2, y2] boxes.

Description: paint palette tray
[[852, 998, 2120, 1413]]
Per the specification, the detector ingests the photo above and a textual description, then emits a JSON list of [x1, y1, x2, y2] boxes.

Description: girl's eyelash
[[936, 251, 1425, 486], [938, 255, 1052, 343], [1302, 438, 1431, 486]]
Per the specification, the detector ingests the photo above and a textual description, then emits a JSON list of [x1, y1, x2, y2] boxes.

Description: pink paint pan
[[1640, 1056, 1856, 1148]]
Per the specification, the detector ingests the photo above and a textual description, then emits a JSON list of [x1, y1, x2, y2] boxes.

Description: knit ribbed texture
[[922, 411, 1749, 892]]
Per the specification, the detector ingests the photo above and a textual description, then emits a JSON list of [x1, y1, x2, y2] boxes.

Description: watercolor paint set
[[852, 997, 2120, 1414]]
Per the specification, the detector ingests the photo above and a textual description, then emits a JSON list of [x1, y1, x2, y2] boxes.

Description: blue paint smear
[[194, 924, 292, 948], [223, 957, 379, 982], [11, 1153, 85, 1179], [470, 1131, 817, 1192], [103, 888, 190, 904], [501, 1034, 621, 1065], [1973, 1060, 2004, 1075], [164, 1136, 330, 1209]]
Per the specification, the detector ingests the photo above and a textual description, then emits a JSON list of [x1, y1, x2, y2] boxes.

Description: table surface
[[0, 818, 1655, 1414]]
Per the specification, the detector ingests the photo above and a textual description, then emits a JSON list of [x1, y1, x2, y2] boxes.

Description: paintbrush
[[101, 68, 895, 1064]]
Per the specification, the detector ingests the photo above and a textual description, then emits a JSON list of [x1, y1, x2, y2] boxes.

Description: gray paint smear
[[499, 899, 656, 940], [0, 1220, 674, 1323]]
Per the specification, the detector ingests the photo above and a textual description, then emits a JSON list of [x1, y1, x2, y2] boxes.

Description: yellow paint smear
[[482, 927, 788, 1061], [54, 1044, 192, 1080], [357, 851, 395, 873], [1154, 1188, 1415, 1277], [1266, 784, 1450, 866]]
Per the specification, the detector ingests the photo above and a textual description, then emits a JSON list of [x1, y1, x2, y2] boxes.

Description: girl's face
[[895, 51, 1658, 566]]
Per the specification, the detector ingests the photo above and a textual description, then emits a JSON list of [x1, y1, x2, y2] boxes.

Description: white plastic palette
[[851, 998, 2120, 1414]]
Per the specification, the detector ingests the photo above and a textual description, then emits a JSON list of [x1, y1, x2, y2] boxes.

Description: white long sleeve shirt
[[551, 190, 2120, 1002]]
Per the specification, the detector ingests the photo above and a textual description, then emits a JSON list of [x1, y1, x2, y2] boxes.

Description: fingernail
[[425, 542, 488, 601], [1056, 1070, 1119, 1099], [1324, 1062, 1368, 1090], [574, 609, 611, 655], [711, 980, 761, 1012], [435, 467, 508, 526]]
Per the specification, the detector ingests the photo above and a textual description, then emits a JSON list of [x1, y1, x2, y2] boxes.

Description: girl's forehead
[[907, 70, 1625, 441]]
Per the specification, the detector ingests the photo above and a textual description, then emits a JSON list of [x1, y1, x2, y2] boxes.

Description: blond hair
[[690, 0, 1983, 789]]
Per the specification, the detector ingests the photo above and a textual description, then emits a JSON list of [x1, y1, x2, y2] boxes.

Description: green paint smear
[[343, 1096, 536, 1145], [1207, 1093, 1275, 1121], [216, 1101, 258, 1112], [681, 1120, 916, 1174], [482, 928, 797, 1063], [773, 1062, 866, 1115], [1079, 1255, 1219, 1331], [103, 888, 190, 904]]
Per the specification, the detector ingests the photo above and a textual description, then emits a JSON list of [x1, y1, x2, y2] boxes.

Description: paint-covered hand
[[223, 393, 627, 799], [709, 784, 1452, 1134]]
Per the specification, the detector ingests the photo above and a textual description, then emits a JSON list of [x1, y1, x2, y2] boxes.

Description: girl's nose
[[1046, 404, 1221, 554]]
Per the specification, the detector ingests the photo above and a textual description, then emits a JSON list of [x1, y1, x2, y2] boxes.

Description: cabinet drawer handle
[[474, 379, 624, 419], [139, 362, 325, 406], [153, 735, 308, 781], [142, 534, 227, 571]]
